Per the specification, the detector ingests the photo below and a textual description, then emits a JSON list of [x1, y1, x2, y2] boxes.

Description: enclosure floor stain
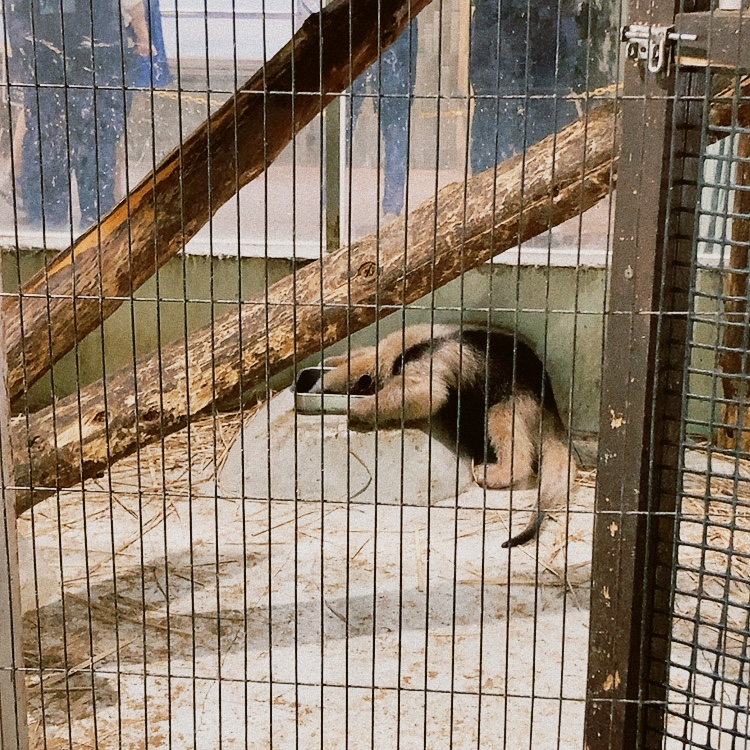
[[18, 405, 598, 748]]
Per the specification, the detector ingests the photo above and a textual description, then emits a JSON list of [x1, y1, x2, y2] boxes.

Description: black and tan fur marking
[[316, 324, 576, 548]]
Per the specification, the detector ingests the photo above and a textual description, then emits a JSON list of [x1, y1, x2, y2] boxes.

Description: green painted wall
[[4, 251, 608, 434], [2, 251, 300, 412]]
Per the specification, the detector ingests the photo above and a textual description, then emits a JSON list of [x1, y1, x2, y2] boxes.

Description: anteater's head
[[315, 347, 379, 396]]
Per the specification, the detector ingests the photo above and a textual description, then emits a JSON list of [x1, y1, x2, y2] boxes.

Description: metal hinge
[[621, 24, 697, 74]]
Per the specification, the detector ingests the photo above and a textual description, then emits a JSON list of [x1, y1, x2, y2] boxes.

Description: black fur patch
[[432, 330, 559, 463], [385, 328, 561, 467], [392, 340, 433, 377], [460, 330, 560, 417]]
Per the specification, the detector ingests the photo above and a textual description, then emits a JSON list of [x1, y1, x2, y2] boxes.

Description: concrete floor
[[18, 387, 750, 747], [18, 388, 595, 749]]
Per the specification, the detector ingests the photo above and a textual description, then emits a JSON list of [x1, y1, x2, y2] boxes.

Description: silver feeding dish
[[292, 366, 369, 415]]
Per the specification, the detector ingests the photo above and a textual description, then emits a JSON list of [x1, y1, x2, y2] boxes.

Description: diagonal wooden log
[[3, 0, 428, 403], [13, 100, 619, 515]]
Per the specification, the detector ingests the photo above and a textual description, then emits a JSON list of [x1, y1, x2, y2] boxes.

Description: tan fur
[[473, 395, 538, 489], [321, 324, 464, 423], [318, 325, 577, 547]]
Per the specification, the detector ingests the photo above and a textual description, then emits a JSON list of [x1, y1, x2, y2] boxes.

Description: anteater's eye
[[355, 374, 373, 394]]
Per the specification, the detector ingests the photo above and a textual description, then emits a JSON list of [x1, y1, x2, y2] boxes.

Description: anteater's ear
[[355, 373, 374, 394], [322, 354, 348, 367]]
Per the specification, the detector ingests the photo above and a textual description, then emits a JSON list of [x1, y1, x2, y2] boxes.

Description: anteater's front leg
[[348, 370, 450, 426]]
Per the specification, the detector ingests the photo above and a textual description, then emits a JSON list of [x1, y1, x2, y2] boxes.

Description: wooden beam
[[3, 0, 430, 403], [584, 64, 702, 750], [13, 100, 619, 515], [674, 11, 750, 70]]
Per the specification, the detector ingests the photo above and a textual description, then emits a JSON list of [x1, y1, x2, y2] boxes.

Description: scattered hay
[[675, 448, 750, 640], [17, 409, 750, 748], [86, 406, 250, 498], [508, 445, 750, 633], [18, 406, 252, 749]]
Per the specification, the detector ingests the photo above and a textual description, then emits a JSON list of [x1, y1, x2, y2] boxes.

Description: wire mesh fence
[[665, 72, 750, 749], [0, 0, 749, 749]]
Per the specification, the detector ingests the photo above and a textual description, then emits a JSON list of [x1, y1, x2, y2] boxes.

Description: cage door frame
[[584, 4, 707, 749]]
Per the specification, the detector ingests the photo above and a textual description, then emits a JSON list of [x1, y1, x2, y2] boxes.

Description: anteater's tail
[[502, 430, 576, 549]]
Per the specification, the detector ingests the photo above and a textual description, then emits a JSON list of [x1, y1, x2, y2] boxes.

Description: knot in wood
[[357, 261, 377, 280], [26, 433, 43, 449]]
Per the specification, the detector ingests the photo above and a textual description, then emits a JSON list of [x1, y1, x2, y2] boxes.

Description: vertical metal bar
[[641, 67, 704, 749], [584, 28, 704, 748], [0, 263, 29, 750]]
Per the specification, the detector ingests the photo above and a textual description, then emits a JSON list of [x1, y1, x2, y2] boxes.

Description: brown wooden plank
[[675, 10, 750, 70], [584, 52, 704, 750], [12, 100, 618, 514]]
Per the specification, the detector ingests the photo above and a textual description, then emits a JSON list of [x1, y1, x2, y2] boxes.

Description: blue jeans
[[350, 22, 418, 216], [20, 85, 126, 230], [469, 0, 581, 173]]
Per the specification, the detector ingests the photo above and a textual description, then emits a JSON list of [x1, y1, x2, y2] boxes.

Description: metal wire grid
[[0, 0, 621, 747], [665, 73, 750, 749]]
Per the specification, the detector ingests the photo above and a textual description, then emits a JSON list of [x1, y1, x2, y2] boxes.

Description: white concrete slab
[[217, 388, 475, 507], [21, 394, 596, 749]]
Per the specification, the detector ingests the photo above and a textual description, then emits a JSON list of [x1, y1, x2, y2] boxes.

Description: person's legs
[[470, 89, 524, 173], [71, 88, 123, 228], [380, 100, 410, 216], [378, 22, 418, 216], [469, 1, 528, 172], [470, 0, 583, 171], [525, 12, 581, 148], [20, 87, 71, 229], [523, 87, 579, 150]]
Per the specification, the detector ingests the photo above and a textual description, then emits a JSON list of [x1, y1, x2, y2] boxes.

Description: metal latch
[[621, 24, 697, 74]]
